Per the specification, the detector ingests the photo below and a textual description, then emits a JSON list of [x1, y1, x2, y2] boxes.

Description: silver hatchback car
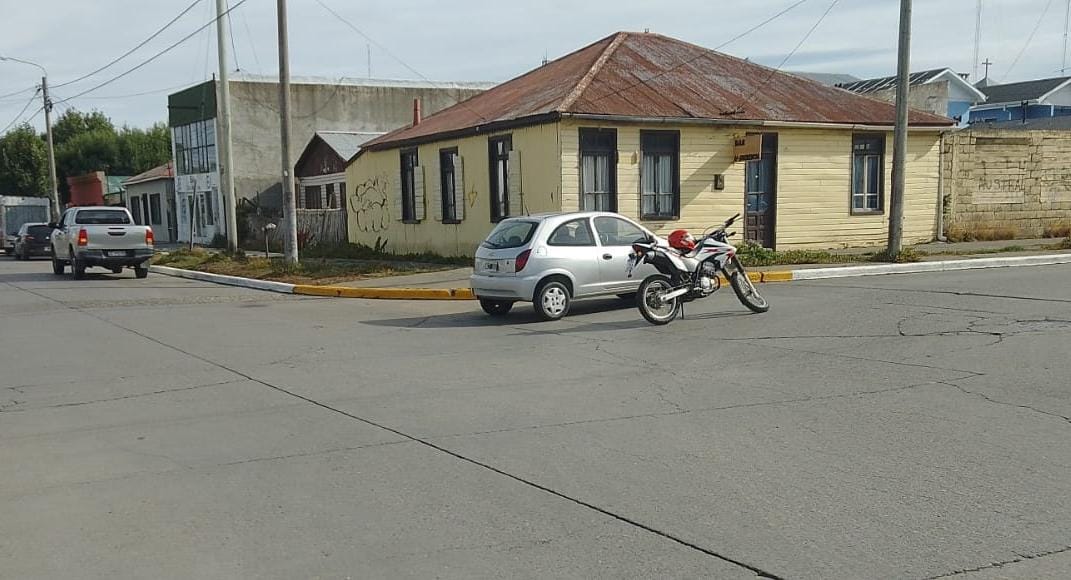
[[470, 212, 658, 320]]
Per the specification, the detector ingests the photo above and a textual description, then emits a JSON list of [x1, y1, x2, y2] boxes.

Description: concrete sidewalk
[[333, 238, 1068, 289]]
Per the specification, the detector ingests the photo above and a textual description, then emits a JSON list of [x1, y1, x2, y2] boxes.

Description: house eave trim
[[560, 113, 951, 131]]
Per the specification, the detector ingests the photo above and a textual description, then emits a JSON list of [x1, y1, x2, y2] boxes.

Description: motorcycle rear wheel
[[636, 275, 679, 325], [729, 267, 769, 313]]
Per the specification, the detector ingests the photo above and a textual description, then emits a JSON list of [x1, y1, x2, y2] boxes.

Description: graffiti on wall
[[350, 176, 391, 233], [972, 158, 1027, 204]]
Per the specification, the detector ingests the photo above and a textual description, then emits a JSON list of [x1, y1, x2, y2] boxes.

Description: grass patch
[[735, 242, 863, 267], [946, 223, 1020, 242], [153, 248, 453, 285], [867, 247, 923, 263], [1043, 222, 1071, 239], [301, 242, 471, 266]]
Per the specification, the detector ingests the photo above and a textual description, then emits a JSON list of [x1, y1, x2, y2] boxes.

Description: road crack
[[925, 544, 1071, 578], [938, 381, 1071, 426]]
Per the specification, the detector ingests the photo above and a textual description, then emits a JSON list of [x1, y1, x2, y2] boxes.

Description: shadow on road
[[362, 297, 750, 332], [0, 270, 132, 284]]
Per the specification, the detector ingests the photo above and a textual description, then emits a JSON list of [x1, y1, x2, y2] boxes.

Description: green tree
[[0, 124, 49, 196], [51, 109, 115, 148], [56, 128, 121, 177], [115, 123, 171, 175]]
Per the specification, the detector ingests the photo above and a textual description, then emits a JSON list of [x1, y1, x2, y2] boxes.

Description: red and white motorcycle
[[626, 213, 769, 325]]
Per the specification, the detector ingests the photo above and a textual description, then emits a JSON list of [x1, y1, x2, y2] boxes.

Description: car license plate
[[106, 251, 127, 257], [481, 260, 499, 272]]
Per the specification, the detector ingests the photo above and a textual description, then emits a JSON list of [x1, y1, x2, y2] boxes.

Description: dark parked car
[[12, 222, 52, 260]]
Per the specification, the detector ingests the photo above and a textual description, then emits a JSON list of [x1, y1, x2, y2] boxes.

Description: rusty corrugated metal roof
[[363, 32, 952, 151], [123, 162, 174, 186]]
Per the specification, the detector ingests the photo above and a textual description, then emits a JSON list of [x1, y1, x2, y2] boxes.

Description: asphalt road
[[2, 257, 1070, 579]]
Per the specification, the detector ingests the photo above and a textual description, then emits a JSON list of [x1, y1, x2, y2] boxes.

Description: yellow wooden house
[[345, 32, 952, 256]]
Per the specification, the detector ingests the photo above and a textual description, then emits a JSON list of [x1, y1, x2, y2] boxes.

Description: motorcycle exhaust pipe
[[659, 287, 690, 303]]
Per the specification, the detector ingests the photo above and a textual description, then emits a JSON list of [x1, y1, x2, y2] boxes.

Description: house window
[[852, 134, 884, 213], [149, 194, 162, 225], [172, 120, 217, 175], [580, 128, 617, 212], [489, 135, 512, 222], [640, 131, 680, 220], [400, 148, 419, 221], [305, 184, 323, 209], [440, 148, 459, 223]]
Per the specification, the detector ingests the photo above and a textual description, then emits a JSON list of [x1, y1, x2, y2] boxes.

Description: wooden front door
[[744, 133, 777, 248]]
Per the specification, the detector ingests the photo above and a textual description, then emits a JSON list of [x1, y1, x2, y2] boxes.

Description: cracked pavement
[[2, 260, 1070, 579]]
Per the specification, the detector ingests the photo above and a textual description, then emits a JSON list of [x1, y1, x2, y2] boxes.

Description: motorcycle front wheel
[[636, 275, 679, 325], [729, 260, 769, 313]]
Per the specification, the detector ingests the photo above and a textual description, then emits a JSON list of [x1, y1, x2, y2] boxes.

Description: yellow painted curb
[[294, 270, 793, 301], [293, 285, 476, 300], [760, 271, 794, 283]]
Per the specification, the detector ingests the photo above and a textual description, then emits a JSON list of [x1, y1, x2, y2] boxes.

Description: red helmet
[[668, 229, 696, 252]]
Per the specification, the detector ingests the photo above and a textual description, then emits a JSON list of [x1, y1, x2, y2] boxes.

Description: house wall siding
[[344, 122, 562, 257], [560, 120, 940, 248], [345, 120, 942, 255]]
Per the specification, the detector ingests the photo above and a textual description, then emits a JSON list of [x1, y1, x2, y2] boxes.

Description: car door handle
[[602, 254, 613, 260]]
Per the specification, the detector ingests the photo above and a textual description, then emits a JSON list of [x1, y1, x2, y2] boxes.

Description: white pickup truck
[[50, 206, 154, 279]]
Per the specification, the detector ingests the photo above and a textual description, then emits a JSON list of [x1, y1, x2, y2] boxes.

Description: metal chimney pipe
[[412, 98, 422, 126]]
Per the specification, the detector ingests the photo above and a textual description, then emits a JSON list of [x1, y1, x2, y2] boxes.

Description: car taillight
[[514, 249, 532, 273], [25, 235, 34, 241], [77, 229, 88, 246], [146, 228, 154, 245]]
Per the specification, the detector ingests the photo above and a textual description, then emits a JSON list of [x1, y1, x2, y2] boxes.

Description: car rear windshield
[[75, 210, 131, 225], [28, 225, 52, 238], [482, 220, 538, 249]]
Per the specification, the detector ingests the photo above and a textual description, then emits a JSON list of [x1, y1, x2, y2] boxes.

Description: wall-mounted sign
[[734, 134, 762, 162]]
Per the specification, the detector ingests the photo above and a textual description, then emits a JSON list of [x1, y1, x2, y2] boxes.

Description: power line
[[54, 0, 249, 104], [0, 85, 37, 101], [585, 0, 812, 105], [726, 0, 841, 115], [226, 0, 241, 71], [74, 82, 196, 100], [313, 0, 490, 123], [53, 0, 204, 89], [1, 89, 42, 134], [238, 3, 263, 73], [1003, 0, 1057, 81]]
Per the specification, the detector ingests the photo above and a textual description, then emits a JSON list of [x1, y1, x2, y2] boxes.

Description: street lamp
[[0, 54, 60, 221]]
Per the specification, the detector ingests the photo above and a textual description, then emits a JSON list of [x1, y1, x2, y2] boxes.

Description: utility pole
[[888, 0, 912, 255], [41, 77, 60, 221], [277, 0, 298, 263], [216, 0, 239, 253], [1062, 0, 1070, 74], [0, 56, 59, 219]]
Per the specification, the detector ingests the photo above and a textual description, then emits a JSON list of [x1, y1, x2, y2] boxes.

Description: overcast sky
[[1, 0, 1068, 131]]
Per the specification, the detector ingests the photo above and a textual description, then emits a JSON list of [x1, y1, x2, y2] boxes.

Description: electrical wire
[[238, 4, 263, 74], [52, 0, 204, 89], [584, 0, 812, 105], [1, 89, 42, 133], [1003, 0, 1057, 81], [0, 85, 38, 101], [726, 0, 841, 115], [226, 0, 241, 71], [313, 0, 490, 123], [54, 0, 249, 104], [74, 82, 196, 100]]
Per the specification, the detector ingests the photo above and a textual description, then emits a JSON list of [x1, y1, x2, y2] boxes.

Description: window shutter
[[453, 156, 465, 221], [413, 165, 426, 221], [431, 160, 443, 222], [508, 149, 522, 216], [392, 173, 404, 221]]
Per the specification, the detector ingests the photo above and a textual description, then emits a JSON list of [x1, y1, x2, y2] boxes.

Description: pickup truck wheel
[[51, 251, 65, 275], [71, 251, 86, 280], [134, 265, 149, 279]]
